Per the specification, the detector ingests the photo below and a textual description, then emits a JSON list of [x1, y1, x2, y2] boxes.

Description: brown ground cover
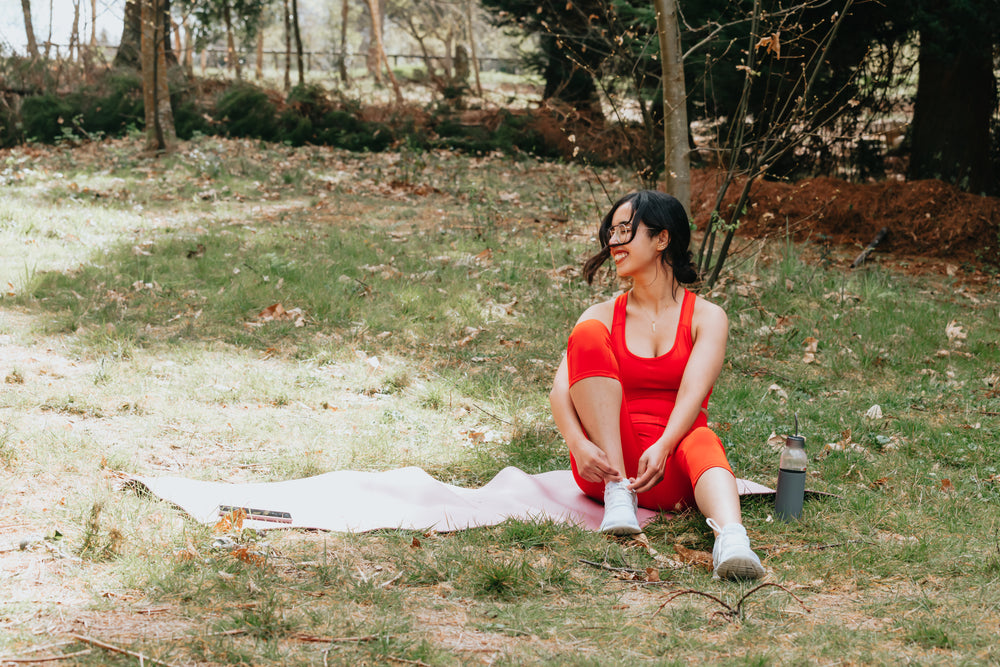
[[691, 170, 1000, 265]]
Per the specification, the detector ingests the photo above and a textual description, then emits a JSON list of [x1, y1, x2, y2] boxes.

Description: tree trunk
[[21, 0, 40, 59], [364, 0, 402, 104], [161, 0, 176, 66], [70, 0, 81, 61], [291, 0, 304, 86], [338, 0, 349, 83], [909, 36, 996, 194], [283, 0, 291, 92], [223, 1, 241, 80], [181, 17, 193, 75], [141, 0, 174, 152], [465, 0, 482, 96], [442, 26, 454, 80], [653, 0, 691, 217], [45, 0, 52, 58], [114, 0, 142, 68], [255, 30, 264, 80], [90, 0, 97, 46]]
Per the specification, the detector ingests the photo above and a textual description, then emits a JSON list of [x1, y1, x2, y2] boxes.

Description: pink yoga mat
[[132, 467, 774, 533]]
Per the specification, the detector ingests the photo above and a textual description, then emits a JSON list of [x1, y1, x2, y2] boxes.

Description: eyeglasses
[[608, 221, 635, 245]]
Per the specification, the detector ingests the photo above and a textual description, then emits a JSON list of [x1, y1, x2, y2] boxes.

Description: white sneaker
[[600, 480, 641, 535], [707, 518, 765, 580]]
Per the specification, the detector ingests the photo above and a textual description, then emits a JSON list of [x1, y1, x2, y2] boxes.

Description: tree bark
[[291, 0, 304, 86], [70, 0, 81, 61], [141, 0, 174, 152], [182, 17, 193, 75], [223, 0, 242, 80], [653, 0, 691, 217], [90, 0, 97, 46], [255, 30, 264, 80], [338, 0, 349, 83], [45, 0, 52, 58], [114, 0, 142, 68], [283, 0, 291, 91], [364, 0, 403, 104], [161, 0, 177, 66], [465, 0, 482, 96], [21, 0, 40, 59], [909, 36, 996, 194]]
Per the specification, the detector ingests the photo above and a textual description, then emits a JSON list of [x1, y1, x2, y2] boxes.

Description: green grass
[[1, 136, 999, 665]]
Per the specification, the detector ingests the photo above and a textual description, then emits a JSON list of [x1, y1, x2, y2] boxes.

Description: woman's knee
[[567, 319, 617, 381], [674, 426, 731, 476]]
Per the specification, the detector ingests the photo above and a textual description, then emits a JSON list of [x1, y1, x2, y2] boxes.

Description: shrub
[[21, 93, 77, 142], [214, 83, 278, 141]]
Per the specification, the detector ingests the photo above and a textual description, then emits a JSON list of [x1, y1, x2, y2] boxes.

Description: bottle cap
[[786, 434, 805, 448]]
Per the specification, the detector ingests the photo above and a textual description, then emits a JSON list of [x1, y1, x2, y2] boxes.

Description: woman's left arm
[[631, 301, 728, 493]]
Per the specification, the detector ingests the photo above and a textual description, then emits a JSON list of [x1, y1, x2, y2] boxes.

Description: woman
[[549, 190, 765, 580]]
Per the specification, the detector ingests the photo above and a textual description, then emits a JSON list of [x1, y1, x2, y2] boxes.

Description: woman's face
[[608, 202, 666, 276]]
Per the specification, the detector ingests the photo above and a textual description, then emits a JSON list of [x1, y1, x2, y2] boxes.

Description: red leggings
[[567, 319, 733, 511]]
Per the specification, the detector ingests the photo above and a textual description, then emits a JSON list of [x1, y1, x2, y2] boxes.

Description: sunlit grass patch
[[3, 139, 1000, 664]]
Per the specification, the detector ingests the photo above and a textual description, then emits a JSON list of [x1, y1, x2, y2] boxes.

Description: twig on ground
[[0, 649, 93, 663], [471, 402, 512, 425], [653, 583, 811, 622], [161, 628, 247, 641], [0, 643, 75, 658], [850, 227, 889, 268], [578, 559, 647, 576], [769, 539, 874, 554], [578, 558, 670, 585], [67, 634, 178, 667], [290, 633, 378, 643], [379, 571, 404, 588], [386, 656, 431, 667]]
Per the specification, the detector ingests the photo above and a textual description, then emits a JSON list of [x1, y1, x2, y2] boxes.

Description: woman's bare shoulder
[[691, 292, 728, 328], [576, 296, 618, 329]]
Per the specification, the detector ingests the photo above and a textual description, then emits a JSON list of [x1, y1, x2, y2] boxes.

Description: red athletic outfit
[[566, 289, 732, 511]]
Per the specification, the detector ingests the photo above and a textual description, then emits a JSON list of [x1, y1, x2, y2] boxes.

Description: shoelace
[[606, 484, 635, 510]]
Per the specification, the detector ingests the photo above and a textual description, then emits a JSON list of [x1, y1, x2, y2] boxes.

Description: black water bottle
[[775, 432, 807, 521]]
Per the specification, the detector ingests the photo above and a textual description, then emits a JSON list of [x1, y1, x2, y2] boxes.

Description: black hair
[[581, 190, 698, 285]]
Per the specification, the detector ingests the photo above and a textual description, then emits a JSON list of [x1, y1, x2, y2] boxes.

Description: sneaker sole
[[715, 557, 765, 580], [600, 523, 642, 536]]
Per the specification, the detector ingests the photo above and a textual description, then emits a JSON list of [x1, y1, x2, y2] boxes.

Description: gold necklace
[[633, 300, 666, 332]]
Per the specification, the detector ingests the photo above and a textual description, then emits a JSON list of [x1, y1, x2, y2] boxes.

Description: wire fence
[[31, 43, 522, 76]]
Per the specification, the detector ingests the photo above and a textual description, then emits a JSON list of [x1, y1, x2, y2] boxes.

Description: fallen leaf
[[673, 544, 713, 570], [457, 326, 484, 346], [252, 302, 306, 327], [939, 478, 954, 493], [945, 319, 967, 344], [474, 248, 493, 266], [802, 336, 818, 363], [214, 508, 246, 534], [645, 567, 660, 583], [410, 537, 421, 549], [767, 384, 789, 401], [820, 429, 872, 459], [766, 431, 786, 449], [823, 290, 860, 304], [864, 404, 883, 419]]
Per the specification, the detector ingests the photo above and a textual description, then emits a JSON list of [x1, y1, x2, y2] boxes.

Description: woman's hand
[[631, 442, 671, 493], [571, 439, 623, 484]]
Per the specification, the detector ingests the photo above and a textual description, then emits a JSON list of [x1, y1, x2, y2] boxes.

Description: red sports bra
[[610, 289, 711, 431]]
